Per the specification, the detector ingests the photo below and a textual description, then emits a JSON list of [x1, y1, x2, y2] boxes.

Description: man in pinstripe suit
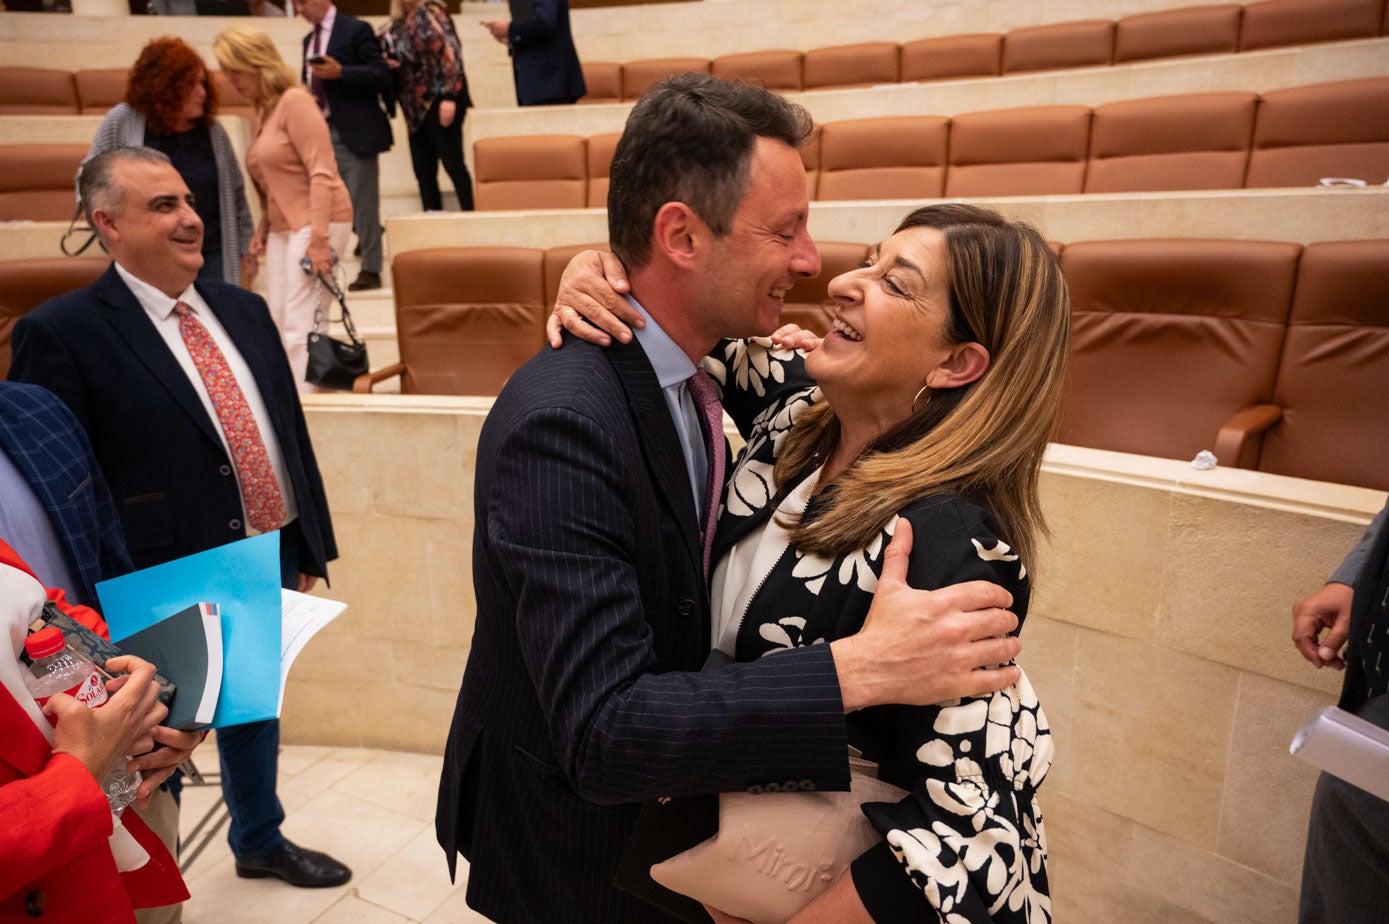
[[436, 74, 1021, 923]]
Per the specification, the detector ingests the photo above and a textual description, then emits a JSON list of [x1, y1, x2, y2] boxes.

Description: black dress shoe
[[235, 839, 352, 888], [347, 271, 381, 291]]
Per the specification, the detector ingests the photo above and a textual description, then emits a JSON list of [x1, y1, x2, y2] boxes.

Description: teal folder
[[97, 532, 282, 728]]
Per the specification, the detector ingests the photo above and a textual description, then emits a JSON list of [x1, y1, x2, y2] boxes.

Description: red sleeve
[[0, 538, 109, 639]]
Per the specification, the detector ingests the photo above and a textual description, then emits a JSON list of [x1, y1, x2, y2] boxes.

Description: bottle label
[[34, 670, 108, 710]]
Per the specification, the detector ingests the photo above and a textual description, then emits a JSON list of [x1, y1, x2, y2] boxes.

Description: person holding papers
[[0, 538, 192, 922], [9, 146, 347, 890], [1292, 497, 1389, 922]]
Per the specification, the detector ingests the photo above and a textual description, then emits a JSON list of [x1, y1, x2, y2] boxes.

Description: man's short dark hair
[[606, 73, 812, 269], [79, 146, 173, 228]]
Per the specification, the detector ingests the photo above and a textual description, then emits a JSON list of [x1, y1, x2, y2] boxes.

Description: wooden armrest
[[1212, 404, 1283, 469], [352, 362, 405, 393]]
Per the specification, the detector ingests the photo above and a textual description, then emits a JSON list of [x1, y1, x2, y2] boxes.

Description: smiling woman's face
[[806, 226, 959, 423]]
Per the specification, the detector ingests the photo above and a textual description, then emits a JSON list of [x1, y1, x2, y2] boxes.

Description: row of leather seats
[[473, 76, 1389, 209], [0, 66, 256, 120], [0, 238, 1383, 491], [578, 0, 1389, 103], [363, 238, 1383, 492]]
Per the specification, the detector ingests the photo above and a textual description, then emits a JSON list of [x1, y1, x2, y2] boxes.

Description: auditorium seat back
[[620, 58, 709, 101], [801, 42, 899, 90], [899, 34, 1002, 82], [474, 134, 587, 211], [1258, 239, 1389, 490], [815, 116, 948, 201], [1245, 77, 1389, 187], [1002, 19, 1115, 74], [390, 247, 546, 395], [578, 61, 622, 104], [209, 71, 257, 122], [74, 69, 129, 114], [1114, 4, 1243, 62], [0, 144, 88, 221], [0, 67, 78, 114], [945, 106, 1092, 197], [779, 242, 872, 336], [1057, 238, 1300, 462], [1238, 0, 1385, 50], [1085, 91, 1257, 192], [585, 132, 620, 209], [0, 258, 109, 378], [711, 50, 803, 90], [799, 124, 821, 201]]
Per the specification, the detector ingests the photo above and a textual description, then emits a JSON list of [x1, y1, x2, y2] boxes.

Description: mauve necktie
[[686, 370, 726, 577], [309, 23, 328, 111], [173, 301, 287, 533]]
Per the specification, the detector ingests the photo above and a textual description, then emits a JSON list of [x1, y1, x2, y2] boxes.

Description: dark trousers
[[408, 99, 473, 212], [1299, 692, 1389, 922]]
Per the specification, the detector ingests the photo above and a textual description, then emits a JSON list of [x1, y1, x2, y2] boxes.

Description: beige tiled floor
[[177, 741, 491, 923]]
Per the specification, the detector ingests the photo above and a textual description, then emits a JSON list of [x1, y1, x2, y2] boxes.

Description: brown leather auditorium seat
[[1056, 238, 1301, 464], [1113, 4, 1243, 62], [473, 134, 588, 211], [0, 67, 78, 115], [711, 50, 803, 91], [815, 116, 949, 201], [0, 144, 89, 221], [1085, 91, 1258, 192], [800, 42, 899, 91], [578, 61, 622, 104], [1255, 239, 1389, 490], [1245, 77, 1389, 187], [799, 123, 821, 201], [1001, 19, 1115, 74], [362, 248, 547, 396], [620, 57, 710, 101], [945, 106, 1092, 197], [585, 132, 621, 209], [74, 69, 129, 114], [0, 258, 109, 378], [899, 34, 1002, 83], [1238, 0, 1385, 50]]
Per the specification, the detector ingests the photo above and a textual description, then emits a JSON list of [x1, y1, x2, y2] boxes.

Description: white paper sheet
[[1290, 705, 1389, 803], [278, 589, 348, 713]]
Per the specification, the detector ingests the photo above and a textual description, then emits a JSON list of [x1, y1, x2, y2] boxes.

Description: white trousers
[[265, 222, 352, 393]]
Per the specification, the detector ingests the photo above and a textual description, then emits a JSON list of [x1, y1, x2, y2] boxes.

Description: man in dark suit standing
[[9, 146, 351, 890], [484, 0, 586, 105], [295, 0, 393, 292], [436, 75, 1022, 922]]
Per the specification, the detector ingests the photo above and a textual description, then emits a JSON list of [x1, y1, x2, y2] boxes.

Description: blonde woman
[[213, 25, 351, 392]]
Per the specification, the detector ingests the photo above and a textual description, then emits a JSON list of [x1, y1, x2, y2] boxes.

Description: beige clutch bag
[[649, 755, 907, 924]]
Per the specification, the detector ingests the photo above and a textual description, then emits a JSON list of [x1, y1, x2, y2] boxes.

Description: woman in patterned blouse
[[380, 0, 474, 211], [559, 203, 1070, 923]]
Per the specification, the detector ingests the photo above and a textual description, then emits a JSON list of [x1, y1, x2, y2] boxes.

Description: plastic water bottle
[[24, 627, 141, 815]]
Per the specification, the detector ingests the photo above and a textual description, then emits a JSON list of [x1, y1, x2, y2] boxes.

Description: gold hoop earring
[[911, 383, 932, 414]]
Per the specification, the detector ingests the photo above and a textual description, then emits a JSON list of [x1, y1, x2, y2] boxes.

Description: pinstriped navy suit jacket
[[437, 334, 853, 923], [0, 381, 132, 606]]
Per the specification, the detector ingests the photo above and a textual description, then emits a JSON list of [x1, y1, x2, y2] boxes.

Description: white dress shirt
[[115, 263, 298, 531]]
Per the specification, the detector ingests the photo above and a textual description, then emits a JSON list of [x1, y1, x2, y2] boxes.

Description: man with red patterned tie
[[10, 146, 349, 890]]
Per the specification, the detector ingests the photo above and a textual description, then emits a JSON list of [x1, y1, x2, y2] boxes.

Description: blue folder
[[97, 532, 282, 728]]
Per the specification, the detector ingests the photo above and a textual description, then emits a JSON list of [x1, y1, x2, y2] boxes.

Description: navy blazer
[[8, 265, 336, 579], [0, 381, 133, 606], [303, 11, 393, 157], [436, 334, 849, 923], [1341, 499, 1389, 713], [506, 0, 586, 105]]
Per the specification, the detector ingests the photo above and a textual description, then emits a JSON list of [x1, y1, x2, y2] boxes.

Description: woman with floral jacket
[[559, 203, 1068, 923]]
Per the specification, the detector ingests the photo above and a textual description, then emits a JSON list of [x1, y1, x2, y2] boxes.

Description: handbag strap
[[311, 271, 364, 346], [60, 203, 100, 257]]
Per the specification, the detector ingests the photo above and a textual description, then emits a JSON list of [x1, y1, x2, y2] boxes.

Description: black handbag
[[306, 271, 369, 390]]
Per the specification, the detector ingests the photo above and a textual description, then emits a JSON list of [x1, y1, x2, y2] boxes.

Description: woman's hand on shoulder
[[546, 250, 643, 349]]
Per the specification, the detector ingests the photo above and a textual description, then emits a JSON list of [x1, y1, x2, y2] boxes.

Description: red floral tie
[[174, 302, 286, 533], [686, 370, 726, 577]]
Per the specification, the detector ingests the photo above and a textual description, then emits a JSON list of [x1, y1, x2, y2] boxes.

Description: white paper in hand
[[1290, 706, 1389, 803]]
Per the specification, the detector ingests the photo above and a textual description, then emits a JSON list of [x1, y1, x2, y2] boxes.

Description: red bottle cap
[[24, 627, 66, 659]]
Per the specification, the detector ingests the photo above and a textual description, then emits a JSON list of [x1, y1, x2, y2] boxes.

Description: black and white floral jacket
[[705, 337, 1053, 924]]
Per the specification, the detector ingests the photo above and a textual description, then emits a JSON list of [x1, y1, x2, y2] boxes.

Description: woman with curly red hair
[[81, 37, 255, 287]]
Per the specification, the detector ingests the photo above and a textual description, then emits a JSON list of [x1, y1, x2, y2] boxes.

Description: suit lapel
[[606, 341, 702, 572], [97, 267, 223, 448]]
